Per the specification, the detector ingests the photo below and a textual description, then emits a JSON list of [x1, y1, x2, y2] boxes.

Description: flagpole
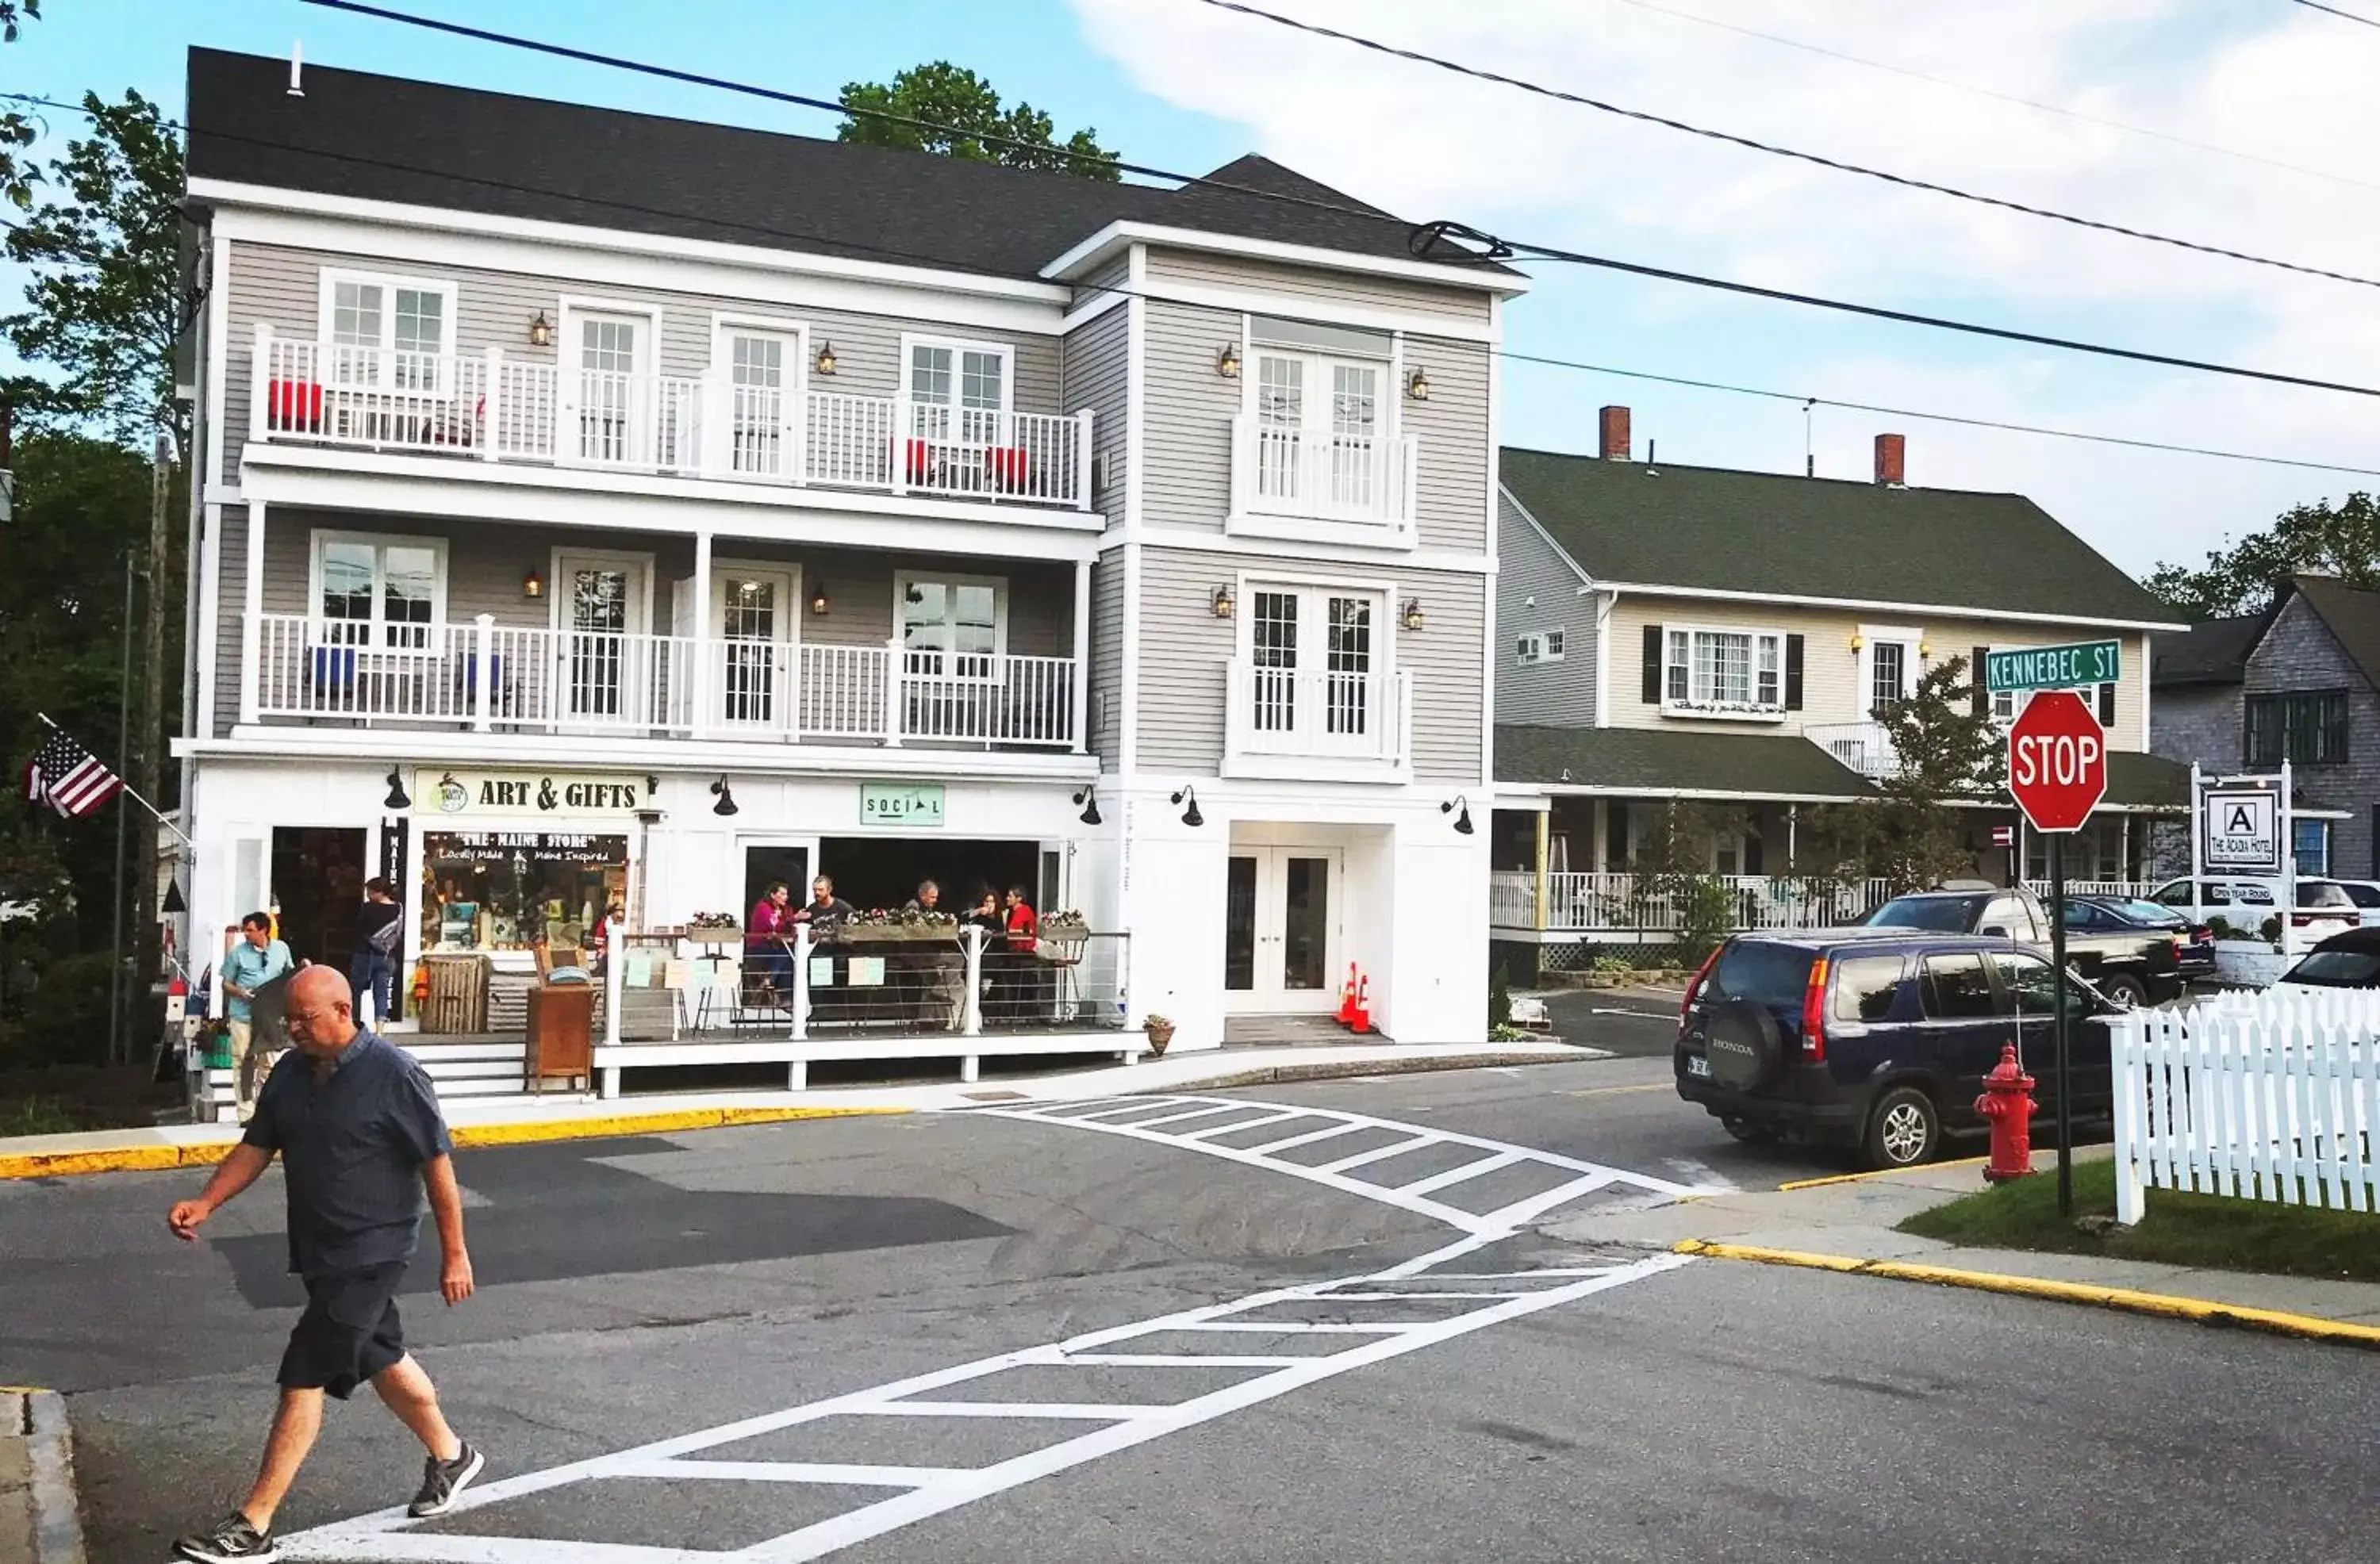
[[33, 711, 192, 848]]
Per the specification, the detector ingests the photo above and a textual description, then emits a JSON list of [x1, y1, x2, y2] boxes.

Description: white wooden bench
[[592, 1030, 1144, 1097]]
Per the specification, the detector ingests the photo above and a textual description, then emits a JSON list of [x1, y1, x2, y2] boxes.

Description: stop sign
[[2007, 688, 2106, 833]]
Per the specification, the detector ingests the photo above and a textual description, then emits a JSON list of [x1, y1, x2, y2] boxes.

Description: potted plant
[[1142, 1014, 1175, 1055]]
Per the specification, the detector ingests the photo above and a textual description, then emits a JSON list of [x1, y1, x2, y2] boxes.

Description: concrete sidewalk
[[1546, 1149, 2380, 1344], [0, 1039, 1597, 1179], [0, 1389, 82, 1564]]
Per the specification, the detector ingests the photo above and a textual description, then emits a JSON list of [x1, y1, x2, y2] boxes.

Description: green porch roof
[[1495, 724, 1877, 799]]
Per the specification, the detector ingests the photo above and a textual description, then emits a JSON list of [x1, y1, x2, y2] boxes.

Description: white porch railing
[[2112, 989, 2380, 1224], [1225, 659, 1410, 766], [1230, 415, 1416, 530], [1491, 870, 1896, 935], [2025, 880, 2161, 903], [1804, 721, 1900, 780], [248, 614, 1078, 748], [252, 328, 1094, 510]]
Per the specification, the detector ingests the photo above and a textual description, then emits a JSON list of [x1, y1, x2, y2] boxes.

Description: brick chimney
[[1874, 432, 1906, 487], [1599, 405, 1631, 462]]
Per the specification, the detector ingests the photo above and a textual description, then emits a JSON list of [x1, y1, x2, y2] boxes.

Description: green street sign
[[1985, 639, 2121, 695]]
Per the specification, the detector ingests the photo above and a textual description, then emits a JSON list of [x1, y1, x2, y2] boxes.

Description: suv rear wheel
[[1863, 1086, 1940, 1170]]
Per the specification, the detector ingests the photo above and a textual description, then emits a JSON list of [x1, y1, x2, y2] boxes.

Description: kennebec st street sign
[[1984, 638, 2121, 695]]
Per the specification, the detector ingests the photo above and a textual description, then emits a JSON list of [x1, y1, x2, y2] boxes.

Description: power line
[[1605, 0, 2380, 195], [2294, 0, 2380, 28], [251, 15, 2380, 402], [1192, 0, 2380, 292], [1496, 350, 2380, 479]]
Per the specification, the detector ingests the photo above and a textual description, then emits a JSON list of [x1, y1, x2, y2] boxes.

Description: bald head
[[286, 963, 359, 1056]]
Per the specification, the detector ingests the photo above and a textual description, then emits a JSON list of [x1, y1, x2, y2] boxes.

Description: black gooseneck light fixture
[[383, 768, 411, 811], [1173, 785, 1204, 828], [1441, 795, 1474, 835], [1073, 787, 1102, 826], [710, 776, 739, 817]]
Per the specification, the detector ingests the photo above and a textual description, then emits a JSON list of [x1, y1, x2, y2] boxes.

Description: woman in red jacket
[[1000, 886, 1040, 1023]]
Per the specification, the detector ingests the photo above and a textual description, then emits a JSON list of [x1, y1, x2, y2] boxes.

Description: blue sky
[[10, 0, 2377, 577]]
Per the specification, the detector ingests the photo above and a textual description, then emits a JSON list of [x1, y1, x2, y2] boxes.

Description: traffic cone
[[1336, 963, 1359, 1027], [1349, 974, 1372, 1036]]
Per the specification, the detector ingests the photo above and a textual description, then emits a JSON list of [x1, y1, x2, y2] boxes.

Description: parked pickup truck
[[1856, 887, 2185, 1007]]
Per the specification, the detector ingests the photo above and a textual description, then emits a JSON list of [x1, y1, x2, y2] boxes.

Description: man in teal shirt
[[221, 912, 295, 1120]]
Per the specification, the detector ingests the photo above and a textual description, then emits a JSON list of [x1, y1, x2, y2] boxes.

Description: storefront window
[[420, 831, 628, 952]]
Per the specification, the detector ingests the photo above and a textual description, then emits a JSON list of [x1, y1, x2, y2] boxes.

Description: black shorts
[[279, 1264, 408, 1400]]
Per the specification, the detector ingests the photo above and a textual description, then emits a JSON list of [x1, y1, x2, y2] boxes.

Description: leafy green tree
[[1628, 801, 1746, 960], [0, 1, 44, 210], [839, 62, 1121, 181], [2144, 493, 2380, 619], [3, 89, 187, 450], [1803, 655, 2003, 895]]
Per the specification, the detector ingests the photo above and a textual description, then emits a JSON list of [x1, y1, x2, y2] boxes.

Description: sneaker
[[175, 1513, 278, 1563], [408, 1440, 486, 1519]]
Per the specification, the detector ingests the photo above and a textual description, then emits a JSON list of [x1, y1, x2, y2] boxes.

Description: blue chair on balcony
[[308, 645, 358, 711], [455, 652, 508, 719]]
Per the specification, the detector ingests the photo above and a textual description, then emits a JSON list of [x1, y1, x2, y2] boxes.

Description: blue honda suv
[[1675, 928, 2120, 1169]]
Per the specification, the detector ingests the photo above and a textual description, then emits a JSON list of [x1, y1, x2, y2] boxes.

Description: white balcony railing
[[1803, 721, 1902, 781], [1224, 658, 1409, 769], [245, 614, 1078, 749], [1491, 871, 1898, 935], [251, 329, 1095, 510], [1230, 415, 1416, 531]]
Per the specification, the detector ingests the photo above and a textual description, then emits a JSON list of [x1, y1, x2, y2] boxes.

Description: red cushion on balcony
[[267, 378, 324, 433], [904, 438, 932, 481], [986, 447, 1029, 489]]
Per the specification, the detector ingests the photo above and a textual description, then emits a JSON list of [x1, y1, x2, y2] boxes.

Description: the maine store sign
[[413, 769, 647, 818]]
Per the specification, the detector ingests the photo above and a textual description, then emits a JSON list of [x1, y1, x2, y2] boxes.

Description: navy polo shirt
[[242, 1029, 455, 1278]]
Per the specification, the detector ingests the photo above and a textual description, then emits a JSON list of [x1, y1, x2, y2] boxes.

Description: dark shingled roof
[[1499, 447, 2179, 627], [184, 49, 1511, 282], [2288, 575, 2380, 692], [1495, 725, 1878, 799], [2150, 611, 2269, 688]]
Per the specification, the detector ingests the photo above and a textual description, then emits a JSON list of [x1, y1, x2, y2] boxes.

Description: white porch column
[[689, 529, 713, 740], [1070, 558, 1091, 753], [603, 915, 624, 1049], [789, 922, 812, 1041], [962, 924, 985, 1037], [237, 499, 265, 726]]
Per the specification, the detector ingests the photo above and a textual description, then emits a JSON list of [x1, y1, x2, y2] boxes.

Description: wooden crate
[[420, 954, 490, 1035]]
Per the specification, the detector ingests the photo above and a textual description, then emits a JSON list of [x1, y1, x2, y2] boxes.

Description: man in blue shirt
[[218, 913, 295, 1121], [166, 964, 485, 1562]]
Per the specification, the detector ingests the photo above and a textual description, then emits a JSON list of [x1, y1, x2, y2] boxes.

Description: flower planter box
[[2213, 939, 2290, 988]]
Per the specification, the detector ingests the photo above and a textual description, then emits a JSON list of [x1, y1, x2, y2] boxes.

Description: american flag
[[25, 729, 123, 819]]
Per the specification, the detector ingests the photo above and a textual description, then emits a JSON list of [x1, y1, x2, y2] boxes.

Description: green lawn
[[1901, 1158, 2380, 1283]]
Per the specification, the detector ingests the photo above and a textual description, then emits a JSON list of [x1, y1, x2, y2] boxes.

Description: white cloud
[[1070, 0, 2380, 573]]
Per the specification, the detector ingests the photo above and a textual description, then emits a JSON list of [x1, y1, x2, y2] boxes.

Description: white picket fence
[[2110, 988, 2380, 1225]]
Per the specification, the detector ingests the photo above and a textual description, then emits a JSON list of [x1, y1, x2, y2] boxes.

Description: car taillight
[[1682, 946, 1721, 1019], [2292, 913, 2320, 927], [1799, 956, 1829, 1062]]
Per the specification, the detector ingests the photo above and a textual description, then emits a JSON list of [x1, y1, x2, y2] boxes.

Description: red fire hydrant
[[1975, 1042, 2036, 1184]]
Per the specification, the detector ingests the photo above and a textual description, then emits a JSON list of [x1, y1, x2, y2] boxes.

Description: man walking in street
[[166, 964, 485, 1562], [219, 912, 294, 1121]]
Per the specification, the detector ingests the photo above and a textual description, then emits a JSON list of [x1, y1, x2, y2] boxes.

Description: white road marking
[[1241, 1121, 1370, 1155], [1311, 1136, 1442, 1175], [271, 1098, 1712, 1564]]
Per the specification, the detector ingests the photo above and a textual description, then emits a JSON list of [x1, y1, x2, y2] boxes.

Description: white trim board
[[1585, 579, 2188, 634], [1041, 220, 1533, 297], [1094, 525, 1492, 577]]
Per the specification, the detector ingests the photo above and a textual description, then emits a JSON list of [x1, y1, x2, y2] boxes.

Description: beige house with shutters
[[1488, 410, 2192, 965], [169, 45, 1525, 1115]]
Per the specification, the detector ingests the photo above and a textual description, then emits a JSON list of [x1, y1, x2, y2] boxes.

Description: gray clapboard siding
[[1090, 554, 1126, 768], [1060, 302, 1130, 517], [1138, 296, 1491, 553], [1143, 249, 1492, 326], [1134, 546, 1487, 784], [1071, 252, 1131, 310], [220, 240, 1064, 482], [1495, 492, 1597, 728]]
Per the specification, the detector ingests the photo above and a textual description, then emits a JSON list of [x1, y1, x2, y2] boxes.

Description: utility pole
[[129, 431, 174, 1064], [109, 553, 134, 1068]]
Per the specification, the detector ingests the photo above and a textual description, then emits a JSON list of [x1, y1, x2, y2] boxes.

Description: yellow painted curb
[[1775, 1156, 1987, 1192], [1673, 1238, 2380, 1350], [0, 1104, 908, 1180]]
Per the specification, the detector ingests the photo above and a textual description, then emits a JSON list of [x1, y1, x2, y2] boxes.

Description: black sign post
[[2047, 832, 2073, 1217]]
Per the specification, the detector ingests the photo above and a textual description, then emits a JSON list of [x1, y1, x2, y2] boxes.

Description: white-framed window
[[897, 572, 1007, 681], [1246, 581, 1388, 741], [317, 270, 457, 392], [1859, 626, 1921, 717], [1245, 315, 1398, 519], [1664, 625, 1786, 712], [1544, 627, 1566, 659], [902, 335, 1012, 443], [1991, 671, 2118, 726], [310, 531, 447, 650]]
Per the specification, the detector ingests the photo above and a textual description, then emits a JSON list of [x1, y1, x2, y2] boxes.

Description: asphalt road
[[6, 1048, 2373, 1564]]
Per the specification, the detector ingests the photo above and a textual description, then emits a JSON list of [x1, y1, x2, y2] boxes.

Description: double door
[[1251, 347, 1386, 514], [1225, 848, 1342, 1014]]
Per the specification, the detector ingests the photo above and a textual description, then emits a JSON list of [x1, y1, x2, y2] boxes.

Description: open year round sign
[[2007, 688, 2106, 834]]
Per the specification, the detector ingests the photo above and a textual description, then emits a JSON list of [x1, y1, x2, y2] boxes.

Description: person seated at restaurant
[[792, 876, 854, 933], [903, 880, 964, 1029], [996, 885, 1042, 1025], [744, 882, 794, 1004], [792, 876, 858, 1019]]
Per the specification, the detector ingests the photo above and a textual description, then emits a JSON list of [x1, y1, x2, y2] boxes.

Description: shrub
[[1488, 963, 1512, 1030]]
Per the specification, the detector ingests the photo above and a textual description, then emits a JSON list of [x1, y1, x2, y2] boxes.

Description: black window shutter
[[1784, 634, 1805, 710], [2098, 681, 2117, 726], [1971, 646, 1991, 717], [1641, 624, 1664, 703]]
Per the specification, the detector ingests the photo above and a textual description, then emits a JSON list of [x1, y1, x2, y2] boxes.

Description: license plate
[[1686, 1055, 1712, 1079]]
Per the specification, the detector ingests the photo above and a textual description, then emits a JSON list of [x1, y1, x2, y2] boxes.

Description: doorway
[[555, 551, 650, 723], [715, 566, 797, 732], [269, 826, 370, 972], [1224, 847, 1342, 1013]]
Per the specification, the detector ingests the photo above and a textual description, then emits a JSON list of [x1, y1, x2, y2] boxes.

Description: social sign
[[2007, 689, 2106, 834]]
